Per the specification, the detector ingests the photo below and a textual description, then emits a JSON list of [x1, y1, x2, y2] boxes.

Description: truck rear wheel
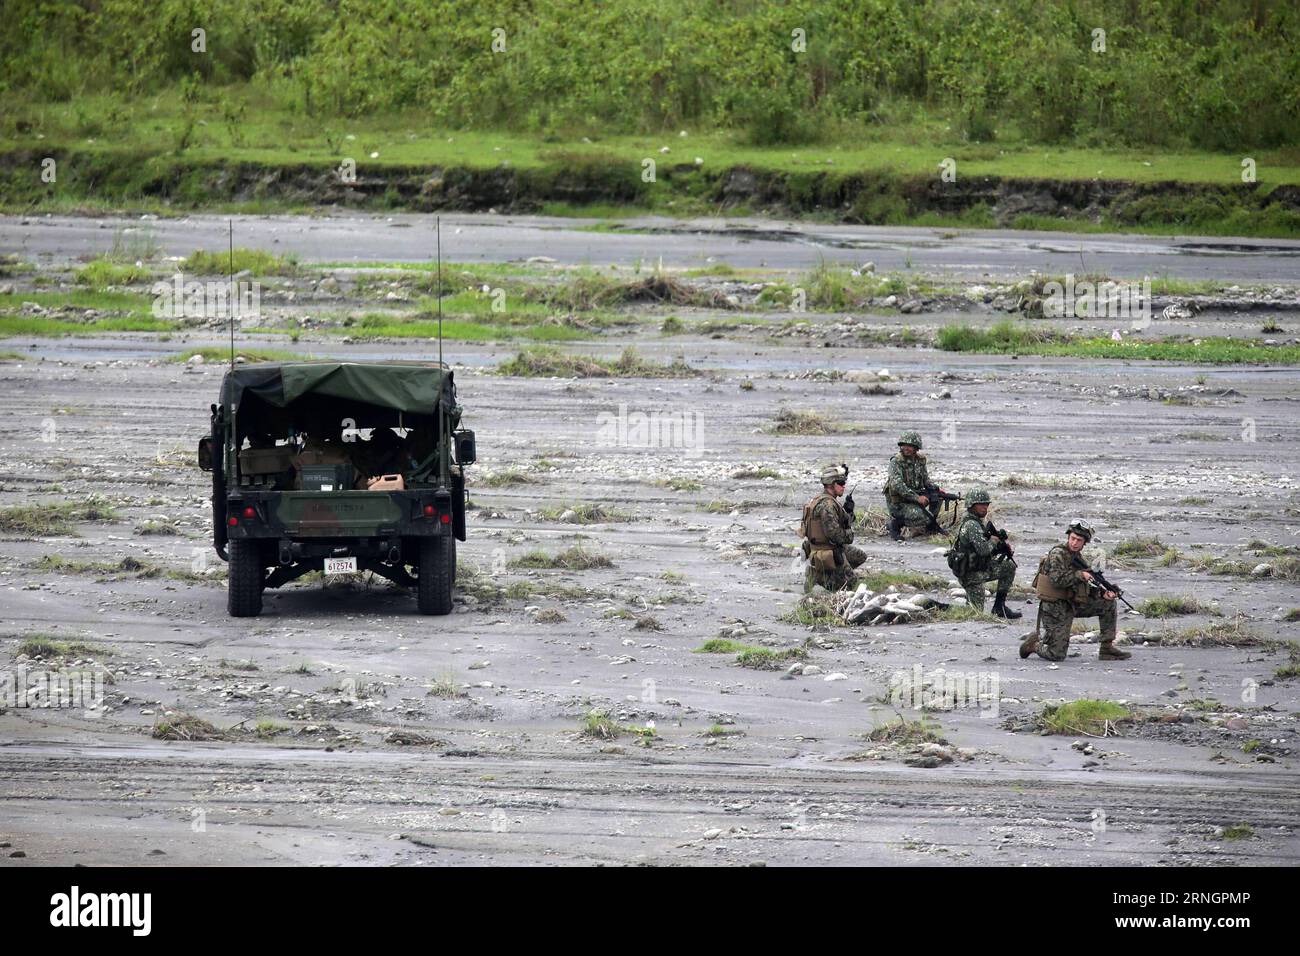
[[227, 539, 264, 617], [417, 535, 455, 615]]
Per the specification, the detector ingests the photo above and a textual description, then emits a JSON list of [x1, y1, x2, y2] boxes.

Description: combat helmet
[[1067, 519, 1094, 542], [819, 463, 847, 486], [966, 488, 991, 506], [897, 430, 923, 449]]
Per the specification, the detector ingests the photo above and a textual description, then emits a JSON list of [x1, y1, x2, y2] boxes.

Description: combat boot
[[991, 591, 1022, 620], [1099, 641, 1131, 661], [887, 516, 903, 541], [1019, 634, 1038, 659]]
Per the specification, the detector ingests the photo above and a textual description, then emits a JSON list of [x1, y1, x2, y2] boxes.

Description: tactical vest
[[800, 492, 841, 571], [800, 492, 834, 546], [945, 514, 987, 577], [1033, 545, 1087, 603]]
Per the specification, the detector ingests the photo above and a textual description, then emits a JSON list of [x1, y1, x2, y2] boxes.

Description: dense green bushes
[[3, 0, 1297, 148]]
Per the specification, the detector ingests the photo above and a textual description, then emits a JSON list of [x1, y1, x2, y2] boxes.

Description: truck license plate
[[324, 557, 358, 575]]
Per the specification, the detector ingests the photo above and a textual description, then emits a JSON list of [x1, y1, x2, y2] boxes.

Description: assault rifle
[[919, 485, 962, 531], [842, 463, 857, 517], [984, 522, 1017, 568], [1070, 554, 1135, 611]]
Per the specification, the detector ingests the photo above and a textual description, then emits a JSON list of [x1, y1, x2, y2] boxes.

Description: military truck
[[198, 361, 475, 617]]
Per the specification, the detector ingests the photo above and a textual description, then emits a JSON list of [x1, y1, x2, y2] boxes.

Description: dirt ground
[[1, 224, 1298, 866]]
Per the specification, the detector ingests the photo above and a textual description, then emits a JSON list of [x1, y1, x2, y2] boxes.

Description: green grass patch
[[521, 273, 723, 312], [704, 723, 743, 737], [1039, 700, 1130, 736], [657, 477, 701, 492], [1156, 618, 1268, 648], [730, 467, 781, 480], [75, 257, 151, 288], [0, 313, 175, 337], [1137, 594, 1220, 618], [181, 247, 298, 276], [253, 720, 288, 739], [1113, 536, 1168, 558], [866, 716, 947, 746], [1157, 547, 1182, 567], [937, 322, 1300, 365], [134, 519, 181, 536], [0, 497, 119, 536], [168, 347, 315, 364], [701, 499, 760, 514], [695, 638, 753, 654], [579, 708, 653, 741], [15, 636, 110, 659], [1187, 554, 1299, 582], [683, 263, 739, 278], [509, 545, 614, 570], [349, 316, 585, 343], [537, 502, 632, 523], [1245, 539, 1300, 558], [428, 673, 467, 699], [779, 592, 844, 626], [497, 345, 700, 378], [767, 408, 861, 436], [737, 646, 808, 670], [480, 469, 534, 488]]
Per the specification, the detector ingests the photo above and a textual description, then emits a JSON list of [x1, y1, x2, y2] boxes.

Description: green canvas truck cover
[[220, 361, 454, 414]]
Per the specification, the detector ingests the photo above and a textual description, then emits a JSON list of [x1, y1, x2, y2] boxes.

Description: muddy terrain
[[1, 215, 1297, 866]]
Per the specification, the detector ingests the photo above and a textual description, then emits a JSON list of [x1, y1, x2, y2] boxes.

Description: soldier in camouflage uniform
[[1021, 521, 1131, 662], [948, 488, 1022, 619], [883, 430, 948, 540], [800, 464, 866, 592]]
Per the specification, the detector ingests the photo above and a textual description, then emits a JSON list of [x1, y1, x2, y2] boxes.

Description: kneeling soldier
[[948, 488, 1021, 619], [800, 464, 866, 592], [883, 430, 949, 540], [1022, 520, 1131, 662]]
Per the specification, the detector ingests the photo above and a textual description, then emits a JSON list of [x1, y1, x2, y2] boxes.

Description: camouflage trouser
[[887, 501, 932, 531], [806, 545, 867, 593], [958, 556, 1017, 611], [1037, 595, 1117, 661]]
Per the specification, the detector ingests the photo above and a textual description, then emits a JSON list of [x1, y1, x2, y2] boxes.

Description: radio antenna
[[436, 216, 444, 367], [227, 219, 236, 371]]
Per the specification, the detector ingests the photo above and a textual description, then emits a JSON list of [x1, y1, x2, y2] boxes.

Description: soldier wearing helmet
[[1021, 520, 1131, 662], [946, 488, 1021, 618], [799, 463, 867, 592], [882, 430, 950, 540]]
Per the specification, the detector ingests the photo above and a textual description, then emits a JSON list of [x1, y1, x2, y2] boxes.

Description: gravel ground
[[1, 227, 1298, 867]]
